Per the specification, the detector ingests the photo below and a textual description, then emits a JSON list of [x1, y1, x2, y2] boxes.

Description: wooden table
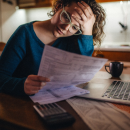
[[0, 71, 130, 130]]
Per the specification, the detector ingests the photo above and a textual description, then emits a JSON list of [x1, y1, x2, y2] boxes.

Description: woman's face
[[51, 2, 81, 38]]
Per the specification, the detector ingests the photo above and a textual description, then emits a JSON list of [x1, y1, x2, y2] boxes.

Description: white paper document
[[38, 45, 108, 90], [30, 45, 107, 104], [30, 85, 89, 104], [67, 97, 130, 130]]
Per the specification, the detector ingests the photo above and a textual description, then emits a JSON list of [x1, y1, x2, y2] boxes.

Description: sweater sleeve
[[0, 25, 27, 96], [77, 35, 94, 56]]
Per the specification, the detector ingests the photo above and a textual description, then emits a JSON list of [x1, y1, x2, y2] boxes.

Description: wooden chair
[[0, 42, 6, 51]]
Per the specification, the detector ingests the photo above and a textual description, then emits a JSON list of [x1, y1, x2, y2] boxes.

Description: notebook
[[78, 79, 130, 105]]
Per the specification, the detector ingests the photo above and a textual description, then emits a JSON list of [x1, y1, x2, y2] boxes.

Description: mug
[[105, 62, 123, 77]]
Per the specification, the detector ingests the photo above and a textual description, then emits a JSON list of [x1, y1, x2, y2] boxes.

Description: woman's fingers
[[24, 75, 50, 95], [24, 85, 38, 95], [81, 1, 93, 15], [25, 79, 46, 87], [28, 75, 50, 82], [72, 14, 82, 25], [80, 1, 93, 15], [77, 2, 93, 20], [72, 1, 94, 24], [74, 6, 86, 21], [72, 1, 95, 35], [25, 85, 44, 95]]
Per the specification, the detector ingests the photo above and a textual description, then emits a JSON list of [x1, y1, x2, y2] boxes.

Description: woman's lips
[[57, 27, 64, 35]]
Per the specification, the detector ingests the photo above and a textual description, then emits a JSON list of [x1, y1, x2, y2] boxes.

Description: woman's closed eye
[[63, 13, 70, 22], [72, 25, 79, 31]]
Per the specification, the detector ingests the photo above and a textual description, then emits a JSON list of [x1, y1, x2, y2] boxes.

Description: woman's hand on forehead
[[72, 1, 96, 35]]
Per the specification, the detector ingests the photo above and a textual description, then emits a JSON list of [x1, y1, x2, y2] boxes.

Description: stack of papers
[[30, 45, 107, 104], [67, 97, 130, 130]]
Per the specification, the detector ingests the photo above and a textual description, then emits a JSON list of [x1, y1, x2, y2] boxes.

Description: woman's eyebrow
[[66, 11, 80, 27]]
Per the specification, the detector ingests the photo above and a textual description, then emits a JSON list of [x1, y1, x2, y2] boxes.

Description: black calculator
[[33, 103, 75, 128]]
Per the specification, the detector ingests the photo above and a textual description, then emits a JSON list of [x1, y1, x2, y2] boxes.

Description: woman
[[0, 0, 106, 96]]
